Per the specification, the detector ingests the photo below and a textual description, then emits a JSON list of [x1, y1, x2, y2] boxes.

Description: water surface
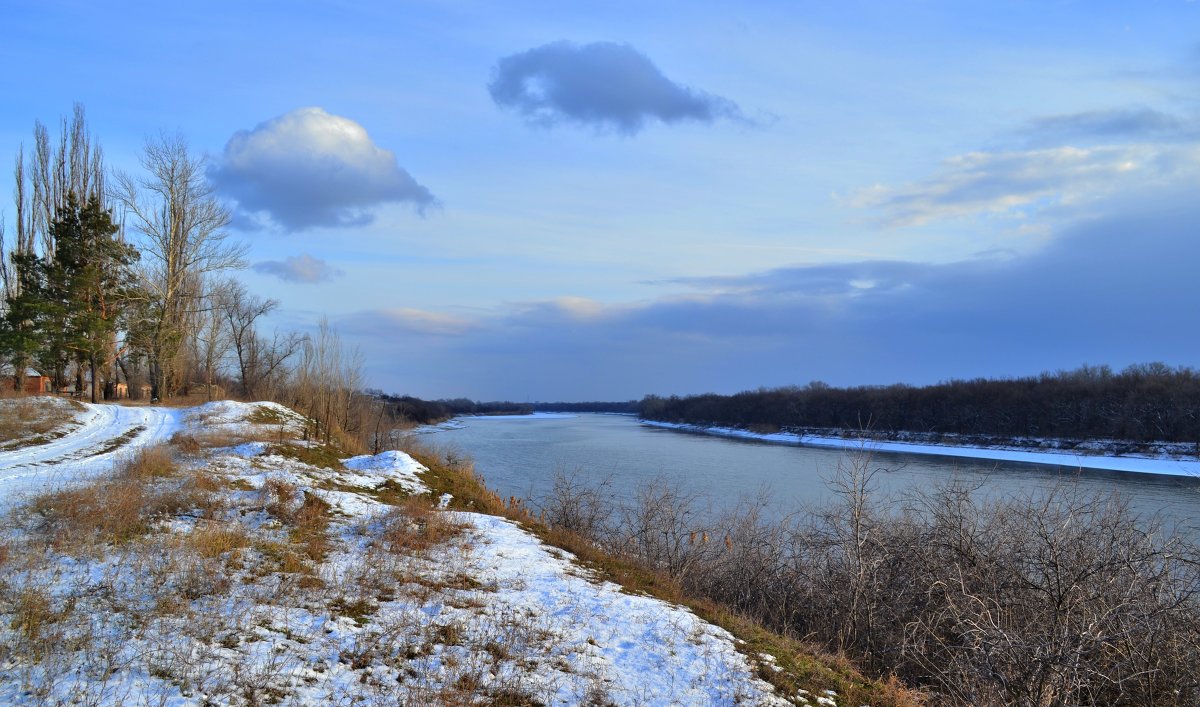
[[426, 414, 1200, 534]]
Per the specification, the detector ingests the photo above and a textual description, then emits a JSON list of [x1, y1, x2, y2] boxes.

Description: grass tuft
[[378, 498, 468, 555], [189, 523, 251, 558], [266, 443, 346, 470]]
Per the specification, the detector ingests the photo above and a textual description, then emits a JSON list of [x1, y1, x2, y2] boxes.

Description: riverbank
[[641, 420, 1200, 478], [0, 398, 916, 705]]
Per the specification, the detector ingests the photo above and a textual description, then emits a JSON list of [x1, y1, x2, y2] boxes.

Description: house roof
[[0, 364, 46, 377]]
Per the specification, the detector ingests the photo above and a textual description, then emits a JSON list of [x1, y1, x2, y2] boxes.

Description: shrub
[[538, 452, 1200, 706]]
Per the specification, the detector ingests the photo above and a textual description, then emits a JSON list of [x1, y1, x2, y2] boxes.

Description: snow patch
[[643, 420, 1200, 478]]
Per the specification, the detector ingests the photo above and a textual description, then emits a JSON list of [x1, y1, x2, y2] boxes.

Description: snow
[[0, 400, 318, 510], [0, 402, 185, 507], [0, 400, 798, 705], [643, 420, 1200, 478]]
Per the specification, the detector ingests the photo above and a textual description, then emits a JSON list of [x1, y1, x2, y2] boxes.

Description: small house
[[0, 365, 53, 395]]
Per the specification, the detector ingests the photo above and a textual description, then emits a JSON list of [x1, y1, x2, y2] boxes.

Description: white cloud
[[846, 145, 1200, 227], [340, 308, 477, 337], [211, 107, 435, 230]]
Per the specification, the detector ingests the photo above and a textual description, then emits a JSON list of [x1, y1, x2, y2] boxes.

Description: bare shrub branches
[[539, 455, 1200, 705]]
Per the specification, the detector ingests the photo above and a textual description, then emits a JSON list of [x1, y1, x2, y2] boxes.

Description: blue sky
[[3, 1, 1199, 400]]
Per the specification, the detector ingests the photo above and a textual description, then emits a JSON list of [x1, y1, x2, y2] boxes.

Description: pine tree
[[0, 252, 50, 391], [47, 194, 139, 402]]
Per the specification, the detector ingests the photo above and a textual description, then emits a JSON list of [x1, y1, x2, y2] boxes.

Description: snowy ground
[[642, 420, 1200, 478], [0, 401, 182, 508], [0, 400, 308, 510], [0, 400, 804, 706]]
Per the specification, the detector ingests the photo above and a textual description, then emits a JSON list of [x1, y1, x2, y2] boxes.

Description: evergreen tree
[[47, 194, 139, 402], [0, 251, 50, 391]]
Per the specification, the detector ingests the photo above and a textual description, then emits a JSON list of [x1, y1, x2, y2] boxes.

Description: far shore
[[641, 420, 1200, 478]]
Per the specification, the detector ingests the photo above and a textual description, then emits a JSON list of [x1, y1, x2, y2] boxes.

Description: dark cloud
[[211, 108, 435, 231], [341, 188, 1200, 400], [253, 254, 343, 284], [488, 41, 742, 134], [1019, 107, 1195, 145]]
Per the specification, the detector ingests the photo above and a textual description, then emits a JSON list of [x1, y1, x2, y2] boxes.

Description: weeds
[[0, 396, 84, 449], [266, 442, 347, 470], [378, 497, 468, 555], [188, 522, 251, 558], [11, 586, 57, 642]]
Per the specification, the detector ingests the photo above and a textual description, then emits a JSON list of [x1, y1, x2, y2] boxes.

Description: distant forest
[[375, 394, 637, 425], [638, 364, 1200, 443]]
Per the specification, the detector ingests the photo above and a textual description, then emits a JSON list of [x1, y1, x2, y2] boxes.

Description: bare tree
[[111, 134, 246, 399], [194, 279, 233, 401], [3, 105, 106, 392], [217, 279, 285, 398], [289, 319, 365, 445]]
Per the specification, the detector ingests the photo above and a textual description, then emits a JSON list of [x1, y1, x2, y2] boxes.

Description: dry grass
[[261, 476, 299, 521], [10, 586, 58, 642], [0, 396, 84, 448], [32, 479, 152, 547], [119, 444, 178, 480], [169, 432, 202, 455], [403, 441, 925, 707], [266, 442, 346, 470], [379, 498, 469, 555], [291, 492, 333, 561], [26, 445, 224, 550], [190, 430, 271, 448], [259, 477, 333, 561], [402, 441, 506, 516], [188, 522, 251, 558]]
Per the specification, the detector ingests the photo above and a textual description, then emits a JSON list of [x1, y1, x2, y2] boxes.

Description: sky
[[2, 1, 1199, 401]]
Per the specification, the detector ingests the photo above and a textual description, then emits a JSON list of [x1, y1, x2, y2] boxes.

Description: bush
[[541, 452, 1200, 705]]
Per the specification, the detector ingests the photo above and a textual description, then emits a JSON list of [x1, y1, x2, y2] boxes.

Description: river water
[[424, 413, 1200, 534]]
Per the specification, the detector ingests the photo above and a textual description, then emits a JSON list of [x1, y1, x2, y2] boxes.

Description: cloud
[[845, 144, 1200, 227], [211, 107, 435, 230], [339, 308, 478, 337], [1018, 107, 1196, 145], [488, 41, 742, 134], [340, 184, 1200, 400], [253, 254, 343, 284]]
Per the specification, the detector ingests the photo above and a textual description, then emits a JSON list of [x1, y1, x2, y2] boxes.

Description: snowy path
[[0, 403, 183, 503]]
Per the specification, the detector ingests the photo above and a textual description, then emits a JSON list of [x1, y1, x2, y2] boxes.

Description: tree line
[[638, 363, 1200, 443], [376, 395, 638, 425], [0, 105, 380, 452]]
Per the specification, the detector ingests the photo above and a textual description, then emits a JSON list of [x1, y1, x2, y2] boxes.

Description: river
[[422, 413, 1200, 534]]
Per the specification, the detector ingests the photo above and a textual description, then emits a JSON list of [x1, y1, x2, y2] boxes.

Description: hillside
[[0, 398, 871, 706]]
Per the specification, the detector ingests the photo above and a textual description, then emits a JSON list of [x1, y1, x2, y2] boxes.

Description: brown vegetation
[[0, 396, 84, 447], [405, 441, 923, 707], [535, 451, 1200, 706], [378, 497, 469, 555]]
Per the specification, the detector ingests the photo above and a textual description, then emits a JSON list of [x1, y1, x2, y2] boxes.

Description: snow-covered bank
[[642, 420, 1200, 478], [0, 400, 809, 705]]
